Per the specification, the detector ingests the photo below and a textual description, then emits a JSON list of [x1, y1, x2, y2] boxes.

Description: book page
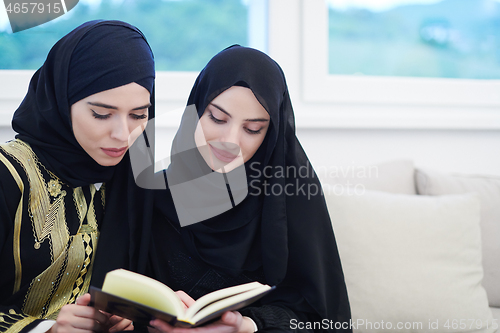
[[102, 269, 184, 317], [178, 285, 272, 324], [90, 287, 178, 326], [184, 281, 264, 319]]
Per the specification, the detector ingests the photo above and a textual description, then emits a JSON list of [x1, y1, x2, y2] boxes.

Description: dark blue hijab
[[12, 20, 154, 187]]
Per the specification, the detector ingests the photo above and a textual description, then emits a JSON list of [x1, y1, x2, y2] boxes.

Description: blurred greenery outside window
[[328, 0, 500, 79], [0, 0, 249, 71]]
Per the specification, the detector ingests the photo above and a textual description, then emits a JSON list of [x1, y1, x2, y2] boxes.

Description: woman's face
[[194, 86, 270, 172], [71, 82, 150, 166]]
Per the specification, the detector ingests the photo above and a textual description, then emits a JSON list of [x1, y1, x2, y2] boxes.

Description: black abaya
[[150, 46, 351, 332]]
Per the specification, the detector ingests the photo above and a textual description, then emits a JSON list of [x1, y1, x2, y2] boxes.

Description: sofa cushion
[[327, 190, 493, 333], [416, 168, 500, 307], [319, 159, 416, 195]]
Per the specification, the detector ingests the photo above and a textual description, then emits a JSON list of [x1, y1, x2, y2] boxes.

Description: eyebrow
[[87, 101, 151, 111], [210, 103, 270, 123]]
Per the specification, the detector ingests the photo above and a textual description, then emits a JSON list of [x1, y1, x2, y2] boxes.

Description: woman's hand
[[48, 294, 109, 333], [106, 314, 134, 332], [175, 291, 195, 310], [148, 311, 255, 333]]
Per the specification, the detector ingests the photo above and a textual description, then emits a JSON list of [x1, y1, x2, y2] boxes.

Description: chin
[[209, 155, 245, 173], [95, 156, 124, 167]]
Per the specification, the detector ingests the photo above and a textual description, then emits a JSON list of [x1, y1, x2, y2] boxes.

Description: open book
[[89, 269, 274, 328]]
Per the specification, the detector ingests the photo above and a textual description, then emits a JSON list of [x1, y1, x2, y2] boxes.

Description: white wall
[[0, 127, 16, 143], [296, 128, 500, 176]]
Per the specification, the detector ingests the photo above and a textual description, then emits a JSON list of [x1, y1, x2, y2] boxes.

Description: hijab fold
[[156, 45, 351, 329]]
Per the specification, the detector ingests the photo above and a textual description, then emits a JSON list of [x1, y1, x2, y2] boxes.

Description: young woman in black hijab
[[0, 20, 155, 333], [148, 46, 351, 332]]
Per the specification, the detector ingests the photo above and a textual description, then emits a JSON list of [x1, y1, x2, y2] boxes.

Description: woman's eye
[[92, 110, 111, 120], [131, 113, 147, 120], [245, 128, 262, 135], [208, 112, 225, 124]]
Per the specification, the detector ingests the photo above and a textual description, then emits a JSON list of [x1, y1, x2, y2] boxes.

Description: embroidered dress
[[0, 140, 105, 333], [0, 19, 155, 333]]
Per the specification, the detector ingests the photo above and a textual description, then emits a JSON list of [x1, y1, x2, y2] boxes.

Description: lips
[[101, 147, 128, 158], [209, 144, 238, 163]]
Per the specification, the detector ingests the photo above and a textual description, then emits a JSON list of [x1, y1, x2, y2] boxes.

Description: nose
[[110, 115, 130, 142], [220, 126, 240, 151]]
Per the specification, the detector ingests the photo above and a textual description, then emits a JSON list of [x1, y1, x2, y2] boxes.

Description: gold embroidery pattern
[[68, 234, 93, 304], [0, 309, 36, 333], [0, 140, 69, 258], [100, 183, 106, 208], [69, 186, 99, 304], [0, 140, 101, 322], [48, 179, 62, 197]]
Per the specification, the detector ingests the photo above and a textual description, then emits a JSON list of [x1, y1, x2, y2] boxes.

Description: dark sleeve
[[0, 152, 19, 262], [0, 153, 41, 333], [240, 305, 319, 333], [240, 305, 294, 332], [239, 286, 323, 332]]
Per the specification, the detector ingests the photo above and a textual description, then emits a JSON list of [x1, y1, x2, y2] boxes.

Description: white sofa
[[320, 160, 500, 333]]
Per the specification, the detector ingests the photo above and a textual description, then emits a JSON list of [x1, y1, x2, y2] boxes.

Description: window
[[0, 0, 268, 127], [0, 0, 250, 71], [298, 0, 500, 129], [327, 0, 500, 79]]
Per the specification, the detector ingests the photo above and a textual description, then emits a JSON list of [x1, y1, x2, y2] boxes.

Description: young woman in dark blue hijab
[[0, 20, 155, 333], [148, 46, 351, 332]]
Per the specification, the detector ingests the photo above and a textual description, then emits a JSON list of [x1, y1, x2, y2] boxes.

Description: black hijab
[[155, 46, 351, 329], [11, 20, 155, 286]]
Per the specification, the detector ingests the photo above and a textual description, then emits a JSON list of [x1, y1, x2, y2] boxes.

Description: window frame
[[297, 0, 500, 129]]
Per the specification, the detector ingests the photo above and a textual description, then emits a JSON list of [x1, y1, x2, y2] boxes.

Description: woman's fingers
[[175, 291, 196, 308], [62, 315, 102, 331], [75, 307, 109, 325], [51, 295, 110, 333], [51, 315, 101, 333], [149, 319, 175, 333], [51, 324, 100, 333], [149, 311, 244, 333], [74, 294, 109, 325], [193, 312, 243, 333], [220, 311, 240, 326], [108, 316, 133, 332], [76, 294, 91, 306]]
